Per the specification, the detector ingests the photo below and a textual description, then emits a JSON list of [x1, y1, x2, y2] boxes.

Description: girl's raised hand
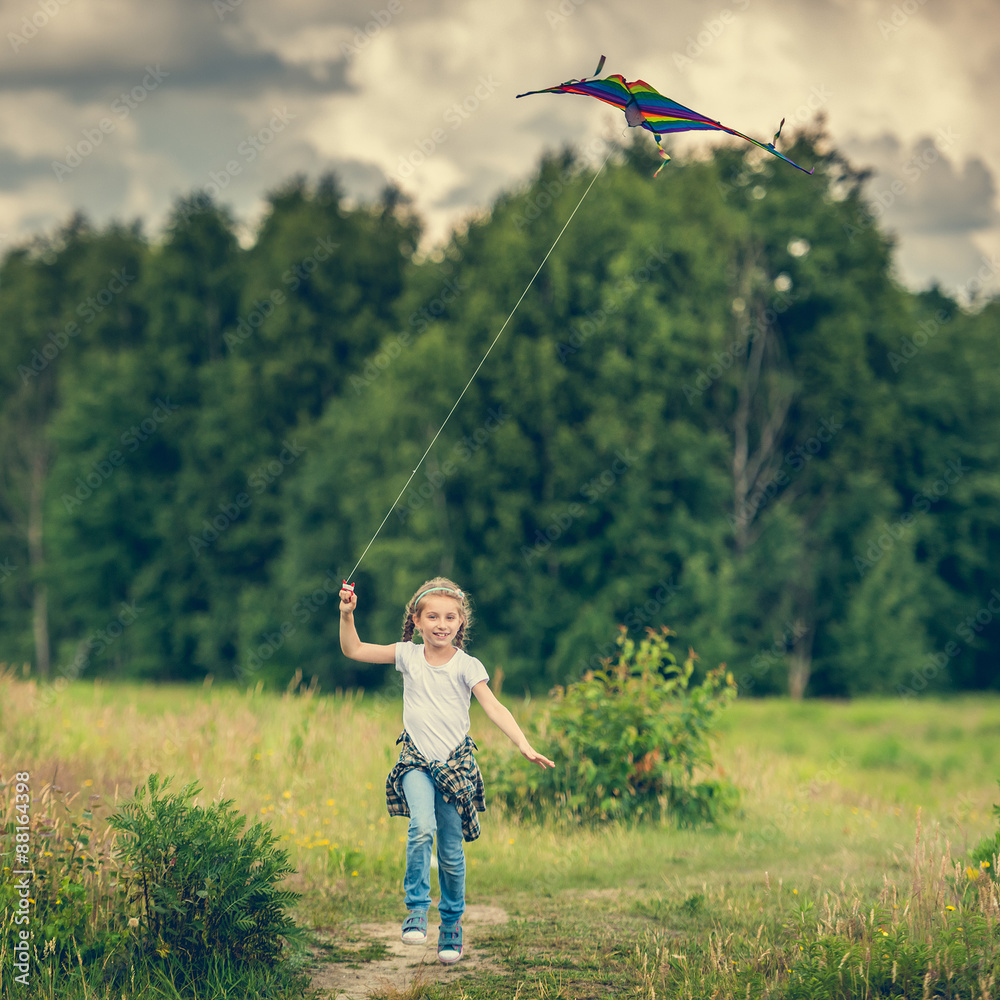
[[339, 586, 357, 614]]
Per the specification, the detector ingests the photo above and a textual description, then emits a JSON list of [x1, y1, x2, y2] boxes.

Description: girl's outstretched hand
[[339, 586, 357, 614], [520, 744, 555, 769]]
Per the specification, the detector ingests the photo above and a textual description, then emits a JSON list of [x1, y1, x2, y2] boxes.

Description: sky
[[1, 0, 998, 303]]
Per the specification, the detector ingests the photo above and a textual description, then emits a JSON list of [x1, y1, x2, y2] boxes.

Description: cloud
[[843, 129, 1000, 297], [0, 0, 996, 302], [2, 0, 350, 98]]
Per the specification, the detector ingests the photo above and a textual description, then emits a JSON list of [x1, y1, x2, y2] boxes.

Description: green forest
[[1, 131, 998, 698]]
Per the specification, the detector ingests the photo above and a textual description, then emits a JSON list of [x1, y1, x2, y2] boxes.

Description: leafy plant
[[488, 626, 738, 825], [109, 774, 302, 968]]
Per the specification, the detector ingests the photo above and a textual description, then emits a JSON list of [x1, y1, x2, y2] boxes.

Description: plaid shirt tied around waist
[[385, 730, 487, 842]]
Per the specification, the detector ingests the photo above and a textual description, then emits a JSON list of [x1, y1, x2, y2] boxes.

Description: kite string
[[345, 145, 616, 583]]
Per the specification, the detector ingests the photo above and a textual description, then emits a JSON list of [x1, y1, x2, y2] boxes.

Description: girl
[[339, 576, 554, 964]]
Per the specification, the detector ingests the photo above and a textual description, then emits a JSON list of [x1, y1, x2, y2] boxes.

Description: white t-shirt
[[395, 640, 490, 762]]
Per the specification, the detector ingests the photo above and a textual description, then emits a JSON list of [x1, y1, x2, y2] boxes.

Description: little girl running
[[339, 576, 554, 964]]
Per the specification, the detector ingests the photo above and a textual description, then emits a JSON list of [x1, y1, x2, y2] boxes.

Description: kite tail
[[652, 137, 670, 178]]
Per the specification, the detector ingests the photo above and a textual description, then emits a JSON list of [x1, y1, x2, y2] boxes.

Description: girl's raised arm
[[340, 587, 397, 663]]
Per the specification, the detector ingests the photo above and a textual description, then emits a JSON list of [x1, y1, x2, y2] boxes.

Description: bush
[[488, 626, 739, 825], [109, 774, 303, 970]]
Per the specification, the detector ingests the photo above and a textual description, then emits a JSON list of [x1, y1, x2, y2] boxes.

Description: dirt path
[[309, 903, 509, 999]]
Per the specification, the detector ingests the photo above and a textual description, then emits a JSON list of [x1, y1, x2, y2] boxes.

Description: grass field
[[2, 668, 998, 998]]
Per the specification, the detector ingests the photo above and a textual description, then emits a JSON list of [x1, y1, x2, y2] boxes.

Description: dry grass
[[3, 666, 999, 998]]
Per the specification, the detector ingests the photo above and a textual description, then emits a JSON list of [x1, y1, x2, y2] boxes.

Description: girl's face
[[412, 595, 464, 650]]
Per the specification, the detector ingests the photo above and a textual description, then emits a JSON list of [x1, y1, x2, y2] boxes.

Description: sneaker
[[438, 923, 463, 964], [401, 910, 427, 944]]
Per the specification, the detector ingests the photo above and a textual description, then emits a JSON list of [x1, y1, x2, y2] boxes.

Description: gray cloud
[[0, 0, 996, 302]]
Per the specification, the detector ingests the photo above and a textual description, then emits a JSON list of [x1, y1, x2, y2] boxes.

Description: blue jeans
[[401, 769, 465, 926]]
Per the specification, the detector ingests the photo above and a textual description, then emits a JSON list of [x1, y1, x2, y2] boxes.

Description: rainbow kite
[[517, 55, 814, 177]]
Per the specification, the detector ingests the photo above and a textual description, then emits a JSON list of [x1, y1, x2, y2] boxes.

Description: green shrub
[[109, 774, 302, 968], [488, 626, 739, 825]]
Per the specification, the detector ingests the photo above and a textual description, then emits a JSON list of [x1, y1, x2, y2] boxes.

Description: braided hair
[[401, 576, 473, 649]]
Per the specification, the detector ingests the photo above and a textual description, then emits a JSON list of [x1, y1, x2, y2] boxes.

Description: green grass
[[2, 671, 998, 998]]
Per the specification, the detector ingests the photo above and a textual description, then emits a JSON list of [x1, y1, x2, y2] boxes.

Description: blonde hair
[[401, 576, 472, 649]]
